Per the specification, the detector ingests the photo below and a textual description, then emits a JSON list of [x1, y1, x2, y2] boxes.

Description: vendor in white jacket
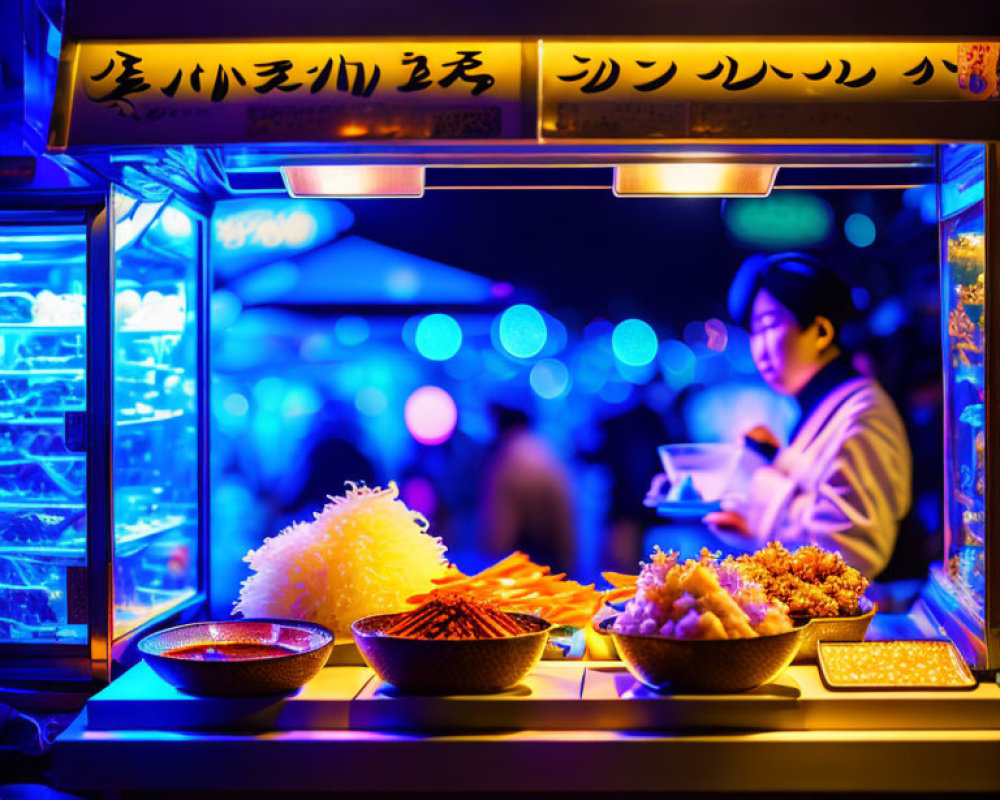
[[704, 252, 912, 578]]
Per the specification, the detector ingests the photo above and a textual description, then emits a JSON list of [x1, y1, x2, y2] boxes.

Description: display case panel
[[112, 191, 200, 638], [0, 216, 88, 644], [941, 143, 987, 624]]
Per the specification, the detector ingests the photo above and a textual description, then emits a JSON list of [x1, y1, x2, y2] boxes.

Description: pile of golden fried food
[[721, 542, 869, 617], [604, 542, 869, 619], [611, 549, 792, 640]]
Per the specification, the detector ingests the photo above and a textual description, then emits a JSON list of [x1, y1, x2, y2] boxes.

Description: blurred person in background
[[480, 405, 576, 573], [703, 252, 913, 578]]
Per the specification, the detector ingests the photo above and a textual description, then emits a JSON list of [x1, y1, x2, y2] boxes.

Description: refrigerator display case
[[0, 182, 208, 685], [919, 142, 996, 671], [0, 211, 89, 647]]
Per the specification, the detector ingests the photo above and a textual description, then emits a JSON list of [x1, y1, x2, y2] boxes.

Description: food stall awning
[[228, 234, 505, 308]]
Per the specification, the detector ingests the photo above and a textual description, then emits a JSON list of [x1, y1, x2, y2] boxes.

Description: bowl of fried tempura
[[720, 543, 875, 662], [596, 615, 805, 693], [594, 549, 805, 693]]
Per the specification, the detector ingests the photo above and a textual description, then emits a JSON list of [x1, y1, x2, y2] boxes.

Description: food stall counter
[[51, 661, 1000, 797]]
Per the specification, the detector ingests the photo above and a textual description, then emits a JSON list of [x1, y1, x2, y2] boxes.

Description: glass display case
[[111, 190, 201, 640], [922, 142, 997, 672], [0, 214, 88, 645], [941, 143, 986, 612], [0, 183, 208, 684]]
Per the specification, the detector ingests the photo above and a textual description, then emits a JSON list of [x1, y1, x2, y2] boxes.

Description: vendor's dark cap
[[728, 251, 856, 336]]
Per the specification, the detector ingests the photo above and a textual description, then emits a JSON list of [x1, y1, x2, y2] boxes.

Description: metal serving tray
[[818, 640, 977, 691]]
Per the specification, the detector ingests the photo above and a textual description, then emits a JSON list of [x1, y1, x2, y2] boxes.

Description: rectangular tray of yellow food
[[818, 640, 977, 691]]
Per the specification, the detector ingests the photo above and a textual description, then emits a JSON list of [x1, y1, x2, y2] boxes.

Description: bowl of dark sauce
[[139, 619, 334, 696]]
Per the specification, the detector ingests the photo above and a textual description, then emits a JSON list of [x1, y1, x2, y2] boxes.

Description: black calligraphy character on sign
[[633, 60, 677, 92], [308, 56, 380, 96], [189, 64, 205, 93], [698, 57, 768, 91], [89, 51, 150, 103], [557, 55, 620, 94], [337, 55, 380, 97], [802, 61, 833, 81], [308, 59, 335, 93], [397, 52, 433, 92], [161, 65, 246, 100], [903, 57, 936, 86], [438, 51, 495, 96], [254, 60, 303, 94], [803, 60, 875, 88], [833, 60, 875, 87], [161, 70, 183, 98], [210, 65, 247, 101]]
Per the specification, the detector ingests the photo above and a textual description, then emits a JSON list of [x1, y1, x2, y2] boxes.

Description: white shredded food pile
[[233, 482, 448, 638]]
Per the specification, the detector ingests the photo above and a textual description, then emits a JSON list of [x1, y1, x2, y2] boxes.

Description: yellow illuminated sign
[[540, 41, 998, 138], [52, 41, 524, 146], [50, 39, 998, 146]]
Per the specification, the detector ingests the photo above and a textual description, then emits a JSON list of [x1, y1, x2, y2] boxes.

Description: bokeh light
[[355, 386, 388, 416], [299, 333, 335, 362], [401, 475, 438, 517], [705, 319, 728, 352], [334, 315, 370, 346], [844, 213, 877, 248], [404, 386, 458, 445], [611, 319, 658, 367], [530, 358, 571, 399], [903, 185, 939, 225], [491, 281, 515, 299], [869, 297, 906, 336], [252, 376, 287, 412], [210, 289, 242, 330], [722, 328, 757, 374], [222, 392, 249, 417], [683, 320, 710, 353], [616, 360, 658, 385], [415, 313, 463, 361], [498, 304, 547, 358], [599, 380, 633, 405], [723, 193, 833, 250], [659, 339, 697, 390], [281, 385, 321, 419], [538, 313, 569, 356], [443, 347, 482, 380], [583, 318, 614, 341]]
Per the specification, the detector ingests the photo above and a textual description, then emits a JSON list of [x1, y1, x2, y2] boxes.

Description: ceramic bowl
[[139, 619, 334, 697], [791, 597, 877, 662], [595, 615, 804, 693], [352, 612, 551, 695]]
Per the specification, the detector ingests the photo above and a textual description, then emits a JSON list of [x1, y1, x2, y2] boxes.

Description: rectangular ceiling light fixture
[[282, 165, 425, 198], [613, 164, 778, 197]]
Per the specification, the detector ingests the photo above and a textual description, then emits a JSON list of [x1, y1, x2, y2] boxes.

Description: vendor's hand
[[744, 425, 780, 449], [703, 510, 751, 537], [645, 473, 669, 504]]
